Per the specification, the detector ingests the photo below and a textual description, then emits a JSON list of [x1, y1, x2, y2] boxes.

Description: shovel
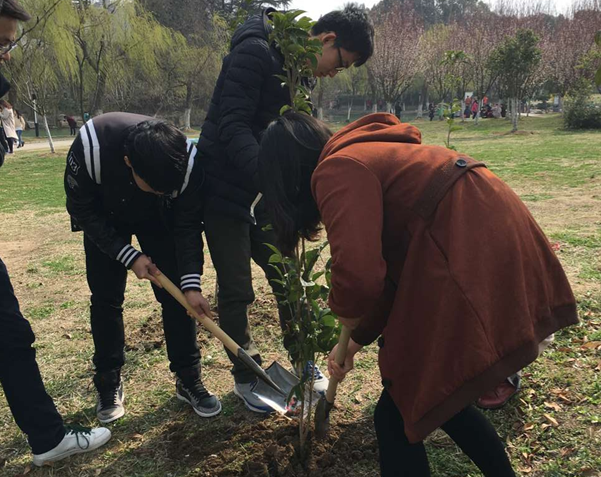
[[314, 325, 351, 439], [154, 270, 284, 395]]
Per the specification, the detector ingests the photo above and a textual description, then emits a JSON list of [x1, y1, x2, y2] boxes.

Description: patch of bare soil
[[165, 416, 378, 477]]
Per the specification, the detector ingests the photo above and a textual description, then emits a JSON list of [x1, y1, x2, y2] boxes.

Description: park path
[[20, 138, 74, 152]]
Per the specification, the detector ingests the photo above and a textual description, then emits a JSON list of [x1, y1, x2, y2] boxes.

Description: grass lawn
[[0, 114, 599, 476]]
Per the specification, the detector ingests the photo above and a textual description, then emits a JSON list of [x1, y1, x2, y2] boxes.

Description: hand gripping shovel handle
[[326, 325, 352, 404], [154, 271, 284, 395], [315, 325, 351, 439]]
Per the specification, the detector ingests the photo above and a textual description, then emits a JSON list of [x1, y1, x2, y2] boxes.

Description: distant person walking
[[15, 109, 25, 147], [0, 100, 18, 153], [471, 99, 479, 119], [65, 115, 77, 135], [428, 103, 435, 121]]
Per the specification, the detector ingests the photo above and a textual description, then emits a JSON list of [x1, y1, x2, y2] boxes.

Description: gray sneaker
[[96, 380, 125, 424], [176, 377, 222, 417], [234, 380, 273, 414], [33, 425, 112, 467]]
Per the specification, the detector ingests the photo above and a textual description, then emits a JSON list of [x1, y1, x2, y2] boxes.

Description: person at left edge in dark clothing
[[1, 0, 111, 467], [65, 112, 221, 424]]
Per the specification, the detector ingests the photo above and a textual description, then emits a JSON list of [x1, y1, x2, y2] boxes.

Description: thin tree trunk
[[182, 82, 193, 131], [347, 96, 353, 122], [460, 99, 466, 123], [512, 98, 518, 132], [182, 108, 192, 130], [43, 115, 55, 153]]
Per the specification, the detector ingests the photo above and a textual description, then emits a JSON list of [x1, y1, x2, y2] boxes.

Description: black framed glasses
[[335, 47, 345, 72], [0, 42, 18, 56]]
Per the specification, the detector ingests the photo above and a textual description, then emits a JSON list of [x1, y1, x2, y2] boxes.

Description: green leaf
[[322, 315, 337, 327], [269, 254, 283, 264], [280, 104, 292, 115]]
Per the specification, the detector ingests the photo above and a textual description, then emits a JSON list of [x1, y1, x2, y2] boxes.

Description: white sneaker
[[32, 425, 111, 467], [234, 381, 273, 414], [293, 361, 329, 395]]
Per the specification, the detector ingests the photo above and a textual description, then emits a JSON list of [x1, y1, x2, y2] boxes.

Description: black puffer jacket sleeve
[[171, 144, 205, 292], [218, 38, 272, 185], [65, 137, 141, 268]]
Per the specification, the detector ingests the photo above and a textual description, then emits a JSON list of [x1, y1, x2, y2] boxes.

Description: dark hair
[[311, 3, 374, 67], [0, 99, 11, 108], [258, 112, 333, 256], [0, 0, 31, 21], [125, 120, 188, 193]]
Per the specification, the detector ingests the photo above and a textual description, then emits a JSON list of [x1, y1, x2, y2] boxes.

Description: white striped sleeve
[[80, 119, 102, 184], [180, 140, 197, 194], [180, 273, 201, 291], [116, 244, 142, 269]]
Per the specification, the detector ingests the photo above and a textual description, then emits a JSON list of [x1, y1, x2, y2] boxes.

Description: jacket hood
[[230, 7, 276, 50], [319, 113, 422, 162]]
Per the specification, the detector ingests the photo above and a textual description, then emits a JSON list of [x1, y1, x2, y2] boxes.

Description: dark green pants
[[204, 204, 294, 383]]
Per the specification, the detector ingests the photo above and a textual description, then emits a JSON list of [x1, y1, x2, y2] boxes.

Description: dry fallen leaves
[[544, 401, 562, 412], [544, 413, 559, 427], [581, 341, 601, 350]]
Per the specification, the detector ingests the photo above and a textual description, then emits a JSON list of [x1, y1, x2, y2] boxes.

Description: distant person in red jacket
[[64, 115, 77, 135], [258, 112, 577, 477], [471, 98, 479, 119]]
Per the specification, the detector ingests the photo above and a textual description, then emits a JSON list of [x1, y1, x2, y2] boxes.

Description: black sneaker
[[176, 377, 222, 418], [94, 371, 125, 424]]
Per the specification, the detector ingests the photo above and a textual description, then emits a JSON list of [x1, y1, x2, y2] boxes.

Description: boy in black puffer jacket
[[196, 4, 374, 413]]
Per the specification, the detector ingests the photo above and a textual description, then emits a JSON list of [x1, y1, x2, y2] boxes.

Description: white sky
[[288, 0, 576, 21]]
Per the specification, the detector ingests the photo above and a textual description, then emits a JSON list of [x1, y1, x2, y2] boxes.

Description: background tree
[[338, 66, 368, 122], [546, 4, 601, 111], [488, 29, 542, 132], [368, 5, 423, 113]]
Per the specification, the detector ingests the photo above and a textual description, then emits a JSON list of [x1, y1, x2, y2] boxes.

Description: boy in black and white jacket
[[65, 112, 221, 422]]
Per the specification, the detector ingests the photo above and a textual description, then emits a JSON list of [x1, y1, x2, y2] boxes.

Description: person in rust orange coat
[[257, 112, 578, 477]]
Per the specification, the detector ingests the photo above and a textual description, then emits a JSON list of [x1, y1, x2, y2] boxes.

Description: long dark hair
[[258, 112, 333, 256]]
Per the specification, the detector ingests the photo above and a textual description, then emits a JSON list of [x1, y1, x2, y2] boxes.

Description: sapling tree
[[267, 10, 341, 459], [441, 98, 462, 151]]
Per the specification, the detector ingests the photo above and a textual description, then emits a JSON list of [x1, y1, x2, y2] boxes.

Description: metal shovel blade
[[252, 361, 323, 415], [314, 396, 334, 439], [237, 349, 286, 395]]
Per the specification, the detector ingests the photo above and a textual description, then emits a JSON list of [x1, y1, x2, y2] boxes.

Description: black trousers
[[84, 226, 200, 375], [374, 390, 516, 477], [0, 257, 65, 454], [204, 203, 293, 383]]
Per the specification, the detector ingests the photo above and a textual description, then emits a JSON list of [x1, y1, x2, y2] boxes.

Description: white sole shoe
[[97, 391, 125, 424], [176, 392, 222, 418], [233, 385, 272, 414], [33, 427, 112, 467]]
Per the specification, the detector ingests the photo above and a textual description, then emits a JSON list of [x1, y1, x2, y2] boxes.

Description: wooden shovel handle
[[325, 325, 351, 403], [154, 271, 240, 356]]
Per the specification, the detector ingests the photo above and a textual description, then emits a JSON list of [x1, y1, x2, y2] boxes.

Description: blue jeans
[[16, 129, 23, 146]]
